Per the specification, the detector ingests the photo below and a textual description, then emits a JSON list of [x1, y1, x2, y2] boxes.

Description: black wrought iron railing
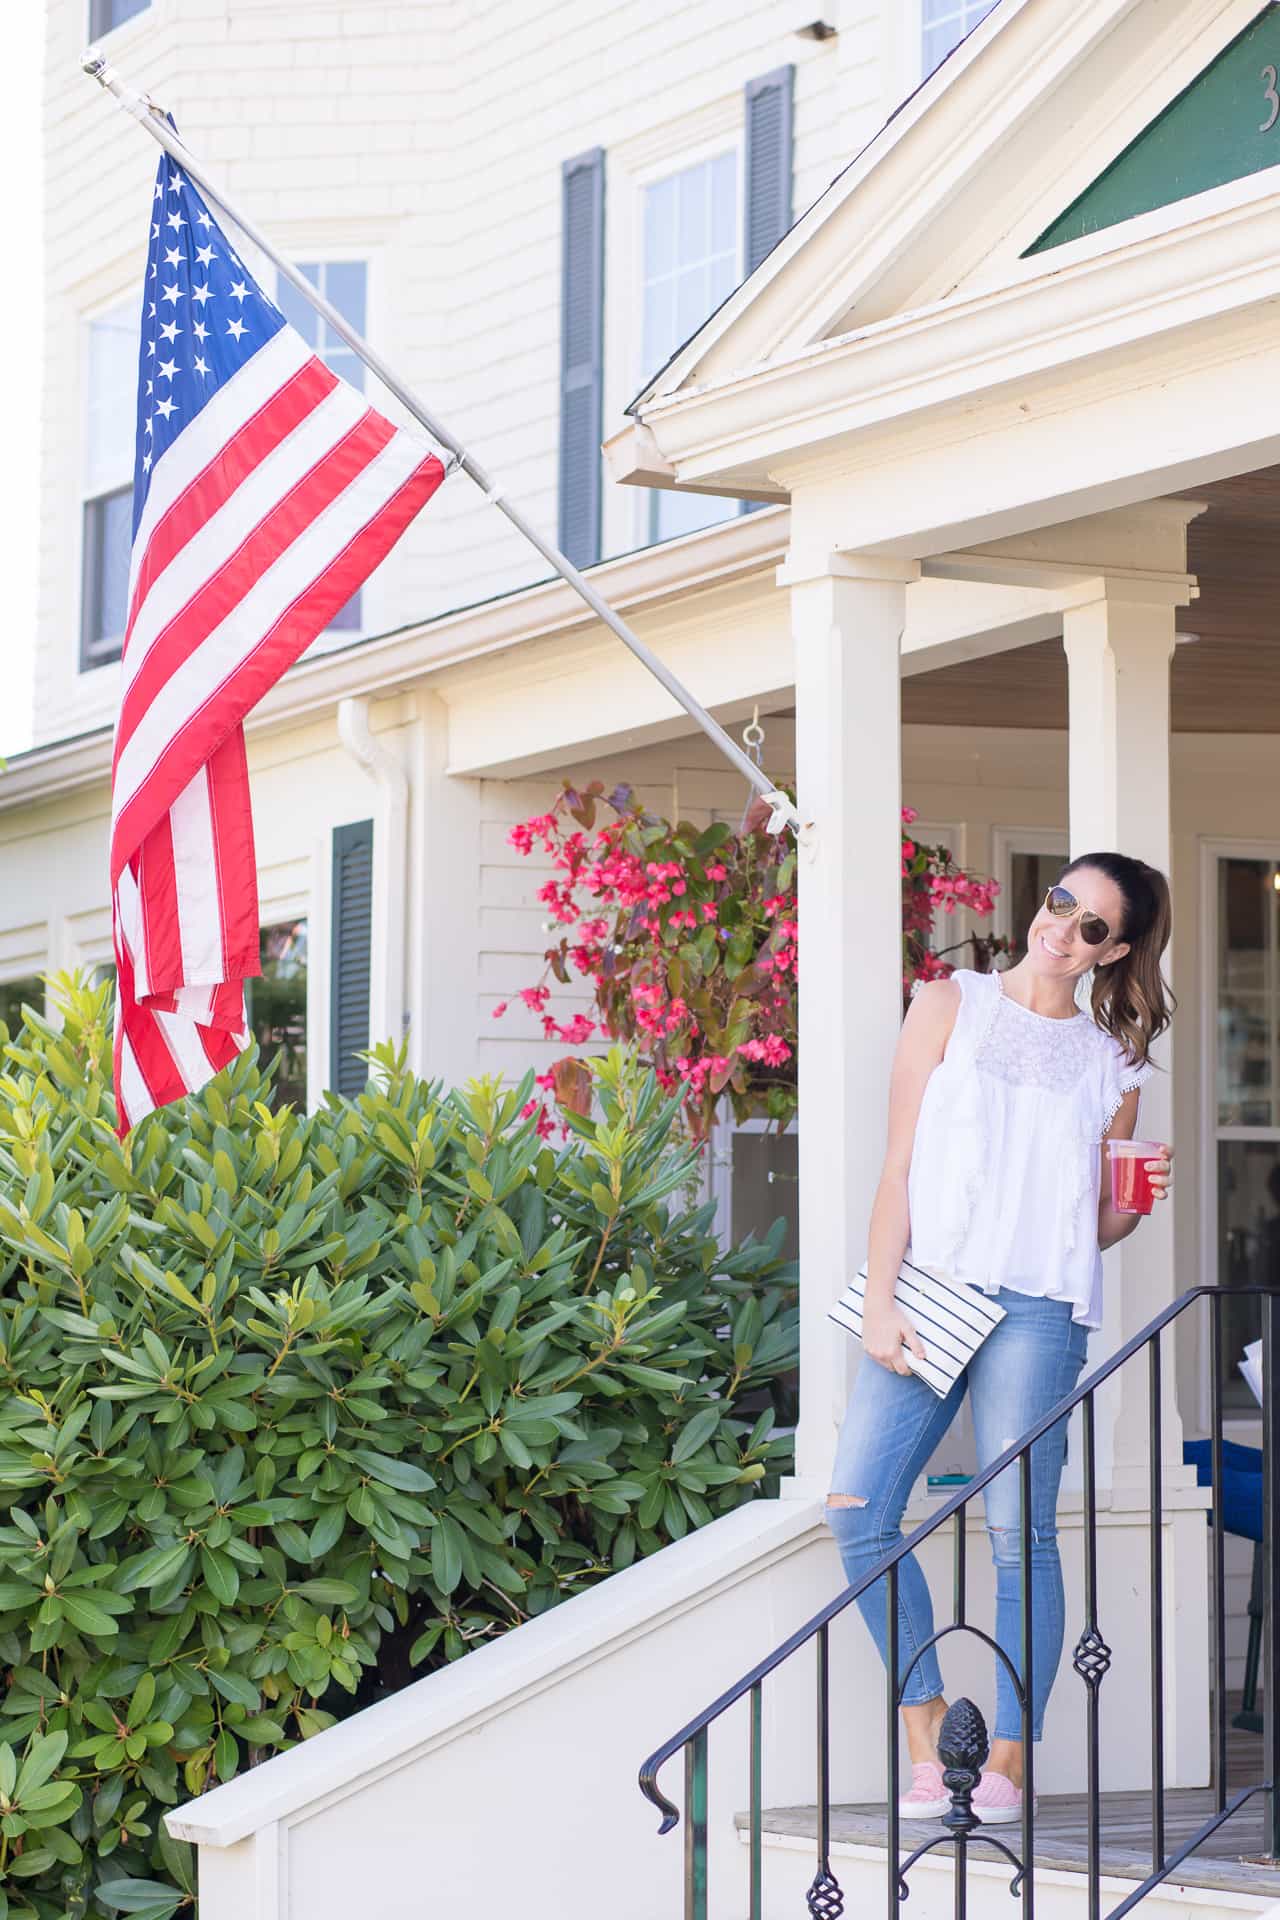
[[639, 1285, 1280, 1919]]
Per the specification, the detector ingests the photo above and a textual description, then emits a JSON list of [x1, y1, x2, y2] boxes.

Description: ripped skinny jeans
[[826, 1288, 1089, 1742]]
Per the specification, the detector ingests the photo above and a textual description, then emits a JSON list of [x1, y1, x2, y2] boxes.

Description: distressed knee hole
[[988, 1524, 1050, 1552], [827, 1494, 867, 1509]]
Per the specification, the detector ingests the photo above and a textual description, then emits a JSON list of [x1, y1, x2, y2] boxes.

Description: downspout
[[337, 696, 409, 1054]]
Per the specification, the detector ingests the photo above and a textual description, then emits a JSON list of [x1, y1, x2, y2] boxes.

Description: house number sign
[[1030, 6, 1280, 254]]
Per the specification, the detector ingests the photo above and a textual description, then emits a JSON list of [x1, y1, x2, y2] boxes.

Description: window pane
[[1217, 1139, 1280, 1406], [922, 0, 997, 76], [674, 262, 711, 343], [709, 150, 737, 249], [677, 164, 709, 265], [280, 261, 369, 389], [644, 174, 677, 281], [323, 262, 367, 343], [642, 278, 670, 373], [81, 484, 134, 667], [641, 152, 742, 545], [0, 976, 43, 1035], [247, 919, 308, 1108], [324, 348, 366, 394], [642, 152, 738, 373], [86, 301, 140, 497], [650, 487, 738, 543], [326, 591, 363, 632], [730, 1129, 799, 1262], [1217, 859, 1278, 1128], [707, 246, 737, 309], [90, 0, 150, 35], [278, 263, 369, 629], [276, 274, 320, 349]]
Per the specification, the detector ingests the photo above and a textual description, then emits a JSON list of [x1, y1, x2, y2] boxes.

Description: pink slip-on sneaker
[[971, 1769, 1037, 1825], [898, 1761, 951, 1821]]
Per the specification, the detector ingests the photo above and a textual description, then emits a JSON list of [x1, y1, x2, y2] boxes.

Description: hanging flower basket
[[496, 786, 1008, 1139]]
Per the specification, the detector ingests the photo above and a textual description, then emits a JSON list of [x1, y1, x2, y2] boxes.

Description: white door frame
[[1197, 834, 1280, 1435]]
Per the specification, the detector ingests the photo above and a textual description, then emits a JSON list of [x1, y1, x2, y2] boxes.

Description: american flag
[[110, 148, 445, 1134]]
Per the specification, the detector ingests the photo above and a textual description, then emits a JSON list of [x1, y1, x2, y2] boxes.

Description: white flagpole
[[81, 51, 802, 838]]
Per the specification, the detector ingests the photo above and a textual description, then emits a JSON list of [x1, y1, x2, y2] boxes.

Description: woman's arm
[[1098, 1086, 1173, 1251], [860, 979, 960, 1374]]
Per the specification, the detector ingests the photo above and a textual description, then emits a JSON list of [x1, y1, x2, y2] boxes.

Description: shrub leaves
[[0, 983, 796, 1918]]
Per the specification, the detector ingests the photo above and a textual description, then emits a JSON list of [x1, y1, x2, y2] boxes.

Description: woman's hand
[[862, 1299, 927, 1376], [1148, 1143, 1173, 1202]]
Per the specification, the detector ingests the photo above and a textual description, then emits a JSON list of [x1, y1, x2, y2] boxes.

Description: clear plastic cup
[[1109, 1139, 1164, 1215]]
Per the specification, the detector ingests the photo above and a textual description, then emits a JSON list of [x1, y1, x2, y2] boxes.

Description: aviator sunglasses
[[1043, 885, 1112, 947]]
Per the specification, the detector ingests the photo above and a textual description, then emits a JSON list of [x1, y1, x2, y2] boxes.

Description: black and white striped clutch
[[828, 1258, 1006, 1397]]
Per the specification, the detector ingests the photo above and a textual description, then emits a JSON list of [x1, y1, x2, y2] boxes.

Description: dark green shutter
[[558, 146, 605, 569], [744, 67, 794, 274], [329, 820, 373, 1098]]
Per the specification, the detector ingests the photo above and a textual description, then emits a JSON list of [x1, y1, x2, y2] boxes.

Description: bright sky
[[1, 5, 42, 759]]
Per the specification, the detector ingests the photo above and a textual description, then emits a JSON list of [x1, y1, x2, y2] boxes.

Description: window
[[276, 262, 369, 631], [89, 0, 150, 35], [80, 300, 140, 670], [709, 1116, 799, 1427], [909, 815, 964, 953], [992, 830, 1069, 957], [922, 0, 998, 78], [246, 919, 308, 1108], [720, 1123, 798, 1262], [641, 153, 742, 544], [1212, 856, 1280, 1408], [0, 977, 44, 1036]]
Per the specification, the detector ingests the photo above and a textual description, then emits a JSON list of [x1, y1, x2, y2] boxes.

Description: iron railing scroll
[[637, 1284, 1280, 1920]]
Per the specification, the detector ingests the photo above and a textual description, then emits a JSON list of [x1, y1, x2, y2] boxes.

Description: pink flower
[[739, 1035, 793, 1067], [520, 1099, 556, 1141], [492, 1001, 508, 1019], [550, 1013, 597, 1046]]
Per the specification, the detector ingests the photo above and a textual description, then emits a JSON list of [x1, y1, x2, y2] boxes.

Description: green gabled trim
[[1027, 4, 1280, 256]]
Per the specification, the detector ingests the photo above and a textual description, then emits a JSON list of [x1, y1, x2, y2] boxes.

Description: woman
[[825, 852, 1174, 1826]]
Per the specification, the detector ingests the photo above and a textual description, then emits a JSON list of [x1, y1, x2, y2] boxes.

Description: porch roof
[[608, 0, 1280, 559], [907, 469, 1280, 733]]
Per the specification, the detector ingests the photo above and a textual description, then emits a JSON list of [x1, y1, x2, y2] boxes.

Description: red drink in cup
[[1109, 1140, 1163, 1215]]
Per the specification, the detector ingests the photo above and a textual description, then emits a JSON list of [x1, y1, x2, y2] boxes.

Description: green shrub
[[0, 978, 797, 1918]]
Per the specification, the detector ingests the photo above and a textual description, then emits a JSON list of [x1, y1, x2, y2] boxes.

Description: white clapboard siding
[[37, 0, 886, 749]]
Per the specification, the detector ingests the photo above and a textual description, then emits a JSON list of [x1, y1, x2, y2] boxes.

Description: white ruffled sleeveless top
[[907, 969, 1151, 1329]]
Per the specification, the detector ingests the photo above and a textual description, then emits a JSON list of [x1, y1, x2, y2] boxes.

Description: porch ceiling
[[904, 465, 1280, 731]]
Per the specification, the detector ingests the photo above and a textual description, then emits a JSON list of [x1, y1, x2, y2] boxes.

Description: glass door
[[1213, 854, 1280, 1408]]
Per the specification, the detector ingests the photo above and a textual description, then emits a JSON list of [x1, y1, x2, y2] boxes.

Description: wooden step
[[739, 1796, 1280, 1917], [744, 1819, 1279, 1920]]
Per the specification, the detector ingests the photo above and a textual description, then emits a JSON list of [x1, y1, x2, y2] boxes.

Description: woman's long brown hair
[[1060, 852, 1174, 1068]]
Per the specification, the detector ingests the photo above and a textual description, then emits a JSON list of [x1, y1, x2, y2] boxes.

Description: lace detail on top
[[974, 982, 1095, 1099]]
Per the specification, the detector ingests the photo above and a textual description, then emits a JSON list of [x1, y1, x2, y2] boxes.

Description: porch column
[[780, 548, 919, 1490], [1062, 577, 1188, 1491]]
